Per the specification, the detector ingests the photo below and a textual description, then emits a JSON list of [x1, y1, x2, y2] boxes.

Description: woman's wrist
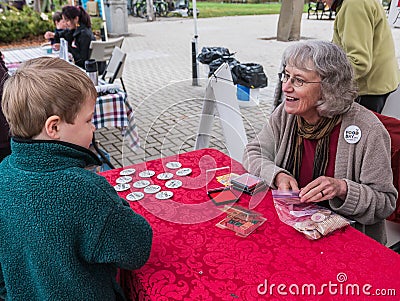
[[337, 179, 348, 200]]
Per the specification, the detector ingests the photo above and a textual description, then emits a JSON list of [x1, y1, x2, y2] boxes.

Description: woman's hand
[[274, 172, 299, 191], [44, 31, 55, 40], [299, 176, 347, 203]]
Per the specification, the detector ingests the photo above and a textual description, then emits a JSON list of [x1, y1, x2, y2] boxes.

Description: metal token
[[114, 183, 130, 192], [166, 161, 182, 169], [176, 168, 192, 176], [119, 168, 136, 176], [155, 191, 173, 200], [126, 192, 144, 202], [157, 172, 174, 180], [115, 176, 133, 184], [144, 185, 161, 194], [311, 212, 326, 223], [139, 170, 156, 178], [165, 179, 182, 189], [133, 180, 151, 189]]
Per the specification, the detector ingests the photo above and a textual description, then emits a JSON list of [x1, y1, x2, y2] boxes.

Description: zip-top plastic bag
[[272, 190, 353, 240]]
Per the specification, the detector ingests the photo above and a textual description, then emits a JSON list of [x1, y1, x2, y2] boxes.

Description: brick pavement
[[96, 13, 400, 168]]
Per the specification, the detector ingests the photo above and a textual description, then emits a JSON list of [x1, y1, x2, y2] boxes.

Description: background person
[[327, 0, 400, 113], [0, 57, 153, 300], [57, 5, 95, 68], [43, 11, 68, 51], [276, 0, 304, 42], [243, 40, 397, 245]]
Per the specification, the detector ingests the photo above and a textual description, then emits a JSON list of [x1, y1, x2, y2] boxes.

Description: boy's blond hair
[[2, 57, 97, 138]]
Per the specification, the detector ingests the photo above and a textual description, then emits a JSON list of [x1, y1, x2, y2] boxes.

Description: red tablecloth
[[100, 148, 400, 301]]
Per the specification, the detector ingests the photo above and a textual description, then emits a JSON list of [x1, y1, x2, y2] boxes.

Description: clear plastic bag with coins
[[272, 196, 354, 240]]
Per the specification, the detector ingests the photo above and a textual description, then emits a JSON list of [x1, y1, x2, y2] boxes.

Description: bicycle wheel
[[158, 1, 168, 17], [138, 4, 147, 18]]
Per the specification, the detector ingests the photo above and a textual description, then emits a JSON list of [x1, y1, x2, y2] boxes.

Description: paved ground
[[95, 13, 400, 168]]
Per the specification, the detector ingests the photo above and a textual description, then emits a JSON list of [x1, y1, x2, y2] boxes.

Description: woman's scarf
[[285, 114, 341, 181]]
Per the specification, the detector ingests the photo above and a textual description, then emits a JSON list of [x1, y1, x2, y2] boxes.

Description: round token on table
[[166, 161, 182, 169], [165, 179, 182, 189], [114, 183, 130, 192], [139, 170, 156, 178], [133, 180, 151, 189], [311, 212, 326, 223], [176, 168, 192, 177], [126, 191, 144, 202], [119, 168, 136, 176], [155, 191, 173, 200], [294, 220, 316, 231], [144, 184, 161, 194], [157, 172, 174, 180], [115, 176, 133, 184]]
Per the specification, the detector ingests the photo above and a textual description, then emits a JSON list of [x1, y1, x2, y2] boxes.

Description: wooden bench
[[307, 1, 334, 20]]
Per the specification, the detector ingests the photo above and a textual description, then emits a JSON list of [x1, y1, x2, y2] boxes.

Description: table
[[100, 148, 400, 301], [2, 46, 59, 73], [95, 90, 139, 150], [2, 46, 56, 65]]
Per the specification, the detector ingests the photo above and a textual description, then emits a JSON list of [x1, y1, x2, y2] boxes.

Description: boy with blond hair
[[0, 57, 152, 300]]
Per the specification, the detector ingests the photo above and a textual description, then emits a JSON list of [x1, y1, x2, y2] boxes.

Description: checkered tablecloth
[[2, 47, 58, 65], [94, 91, 140, 150]]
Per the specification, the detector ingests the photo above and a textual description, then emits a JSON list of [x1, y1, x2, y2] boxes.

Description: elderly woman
[[243, 40, 397, 244]]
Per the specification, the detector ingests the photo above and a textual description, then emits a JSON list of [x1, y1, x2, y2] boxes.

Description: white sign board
[[388, 0, 400, 28], [194, 63, 248, 163]]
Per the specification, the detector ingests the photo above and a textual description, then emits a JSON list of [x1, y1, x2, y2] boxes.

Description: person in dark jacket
[[0, 57, 153, 300], [57, 6, 95, 68], [0, 52, 10, 162], [43, 11, 68, 50]]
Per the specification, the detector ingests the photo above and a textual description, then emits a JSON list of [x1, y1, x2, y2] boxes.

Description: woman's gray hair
[[282, 40, 358, 117]]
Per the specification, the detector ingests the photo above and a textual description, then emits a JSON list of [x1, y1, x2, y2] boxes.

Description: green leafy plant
[[0, 5, 54, 43]]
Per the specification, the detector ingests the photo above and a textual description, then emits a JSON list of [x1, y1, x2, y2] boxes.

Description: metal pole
[[191, 0, 199, 86], [100, 0, 108, 41], [192, 38, 199, 86]]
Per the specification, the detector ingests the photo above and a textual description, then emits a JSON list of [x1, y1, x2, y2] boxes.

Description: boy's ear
[[44, 115, 61, 139]]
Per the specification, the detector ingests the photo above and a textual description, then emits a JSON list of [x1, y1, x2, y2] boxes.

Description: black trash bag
[[231, 63, 268, 89], [197, 47, 233, 65], [208, 57, 240, 78]]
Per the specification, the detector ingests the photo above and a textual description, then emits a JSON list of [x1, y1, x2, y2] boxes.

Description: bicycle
[[128, 0, 147, 17], [154, 0, 168, 17]]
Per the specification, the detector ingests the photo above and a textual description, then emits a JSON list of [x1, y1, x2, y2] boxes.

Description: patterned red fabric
[[101, 148, 400, 301]]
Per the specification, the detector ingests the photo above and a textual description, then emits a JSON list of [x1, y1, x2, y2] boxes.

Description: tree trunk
[[33, 0, 41, 12], [146, 0, 155, 21]]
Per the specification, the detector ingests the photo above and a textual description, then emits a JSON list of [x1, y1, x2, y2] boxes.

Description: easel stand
[[194, 63, 248, 163]]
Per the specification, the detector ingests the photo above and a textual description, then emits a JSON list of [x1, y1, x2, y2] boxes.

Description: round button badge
[[311, 212, 326, 223], [344, 125, 361, 144], [165, 179, 182, 189], [176, 168, 192, 177], [133, 180, 151, 189], [166, 161, 182, 169], [139, 170, 156, 178], [126, 192, 145, 202], [144, 185, 161, 194], [114, 183, 130, 192], [157, 172, 174, 180], [155, 191, 174, 200], [115, 176, 133, 184], [119, 168, 136, 176]]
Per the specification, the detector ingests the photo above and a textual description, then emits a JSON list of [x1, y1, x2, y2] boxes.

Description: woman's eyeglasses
[[279, 72, 321, 87]]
